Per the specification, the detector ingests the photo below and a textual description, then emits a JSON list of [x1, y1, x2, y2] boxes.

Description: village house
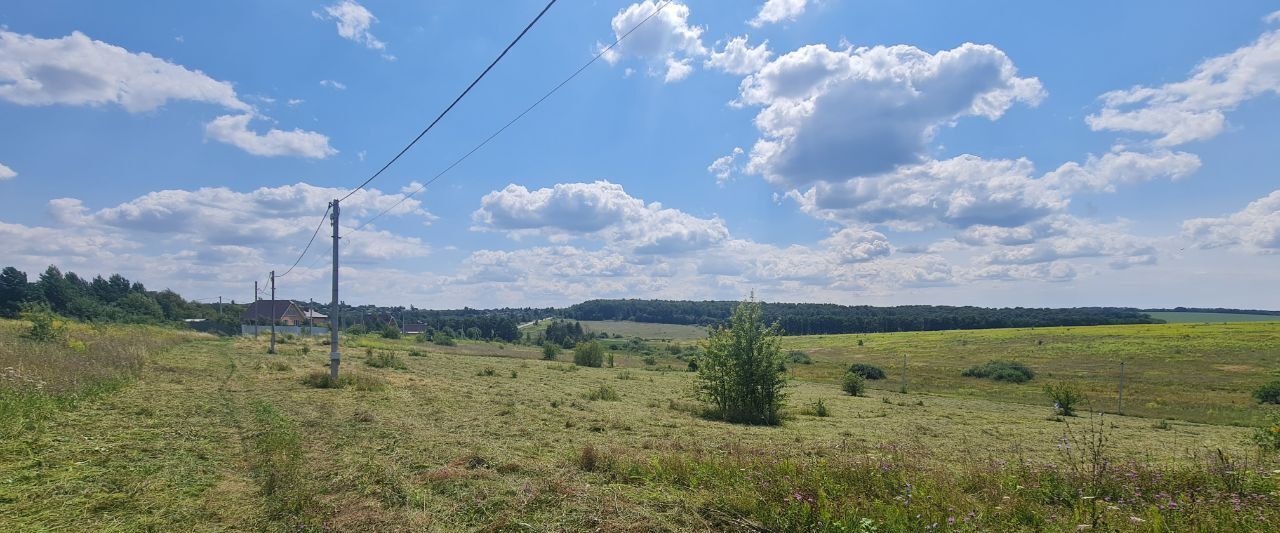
[[241, 300, 306, 326]]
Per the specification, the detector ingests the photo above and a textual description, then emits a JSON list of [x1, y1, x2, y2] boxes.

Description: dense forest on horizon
[[11, 264, 1280, 338]]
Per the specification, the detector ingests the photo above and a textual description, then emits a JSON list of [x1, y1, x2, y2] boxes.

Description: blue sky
[[1, 0, 1278, 309]]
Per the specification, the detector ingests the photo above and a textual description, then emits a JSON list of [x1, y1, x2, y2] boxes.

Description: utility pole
[[253, 281, 259, 337], [269, 271, 277, 354], [329, 200, 341, 380], [1118, 361, 1125, 415], [218, 296, 222, 318]]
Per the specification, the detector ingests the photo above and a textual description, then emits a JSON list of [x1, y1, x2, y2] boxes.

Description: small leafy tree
[[842, 372, 866, 396], [380, 323, 401, 339], [1045, 381, 1086, 416], [1253, 411, 1280, 454], [20, 302, 65, 342], [541, 342, 560, 360], [573, 341, 604, 367], [697, 299, 787, 425], [848, 363, 886, 380]]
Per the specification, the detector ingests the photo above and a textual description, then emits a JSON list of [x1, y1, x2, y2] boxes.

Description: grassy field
[[781, 322, 1280, 426], [1147, 312, 1280, 323], [521, 319, 708, 341], [2, 320, 1279, 531]]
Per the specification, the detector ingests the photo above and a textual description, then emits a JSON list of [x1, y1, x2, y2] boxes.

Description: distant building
[[302, 309, 329, 327], [241, 300, 305, 326], [403, 323, 430, 335]]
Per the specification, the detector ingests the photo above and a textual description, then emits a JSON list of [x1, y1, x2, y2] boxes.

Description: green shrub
[[585, 384, 620, 401], [1044, 381, 1086, 416], [542, 342, 560, 360], [20, 303, 65, 343], [365, 351, 406, 370], [408, 349, 423, 357], [617, 370, 635, 380], [1254, 381, 1280, 404], [848, 363, 886, 380], [345, 324, 367, 335], [573, 341, 605, 368], [642, 355, 657, 366], [801, 398, 831, 417], [477, 367, 497, 377], [431, 332, 456, 346], [265, 360, 292, 372], [842, 372, 866, 396], [379, 323, 401, 339], [962, 360, 1035, 383], [1253, 411, 1280, 453], [787, 350, 812, 365], [301, 345, 311, 356], [697, 300, 787, 425]]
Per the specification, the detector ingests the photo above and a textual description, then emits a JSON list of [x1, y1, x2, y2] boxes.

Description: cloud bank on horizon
[[0, 1, 1277, 309]]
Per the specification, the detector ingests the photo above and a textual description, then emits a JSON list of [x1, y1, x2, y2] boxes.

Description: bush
[[848, 363, 886, 380], [1254, 381, 1280, 404], [345, 324, 367, 335], [787, 350, 812, 365], [697, 300, 787, 425], [842, 372, 866, 396], [408, 349, 423, 357], [300, 370, 386, 391], [431, 332, 456, 346], [962, 360, 1035, 383], [301, 345, 311, 356], [1253, 411, 1280, 454], [642, 355, 657, 366], [801, 398, 831, 417], [379, 323, 401, 339], [20, 303, 65, 343], [585, 384, 620, 401], [365, 351, 406, 370], [477, 367, 497, 377], [1044, 381, 1086, 416], [265, 360, 292, 372], [541, 342, 560, 360], [573, 341, 605, 368]]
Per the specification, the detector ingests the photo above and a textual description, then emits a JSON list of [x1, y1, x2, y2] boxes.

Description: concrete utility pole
[[253, 281, 259, 337], [1118, 361, 1126, 415], [901, 354, 908, 394], [218, 296, 222, 318], [329, 200, 341, 380], [269, 270, 277, 354]]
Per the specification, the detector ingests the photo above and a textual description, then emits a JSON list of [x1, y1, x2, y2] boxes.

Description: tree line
[[0, 265, 240, 328], [561, 299, 1163, 335]]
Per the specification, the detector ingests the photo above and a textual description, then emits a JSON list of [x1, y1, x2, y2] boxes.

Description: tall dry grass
[[0, 320, 194, 434]]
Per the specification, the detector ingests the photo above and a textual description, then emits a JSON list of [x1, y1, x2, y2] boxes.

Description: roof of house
[[241, 300, 302, 321], [303, 309, 327, 319]]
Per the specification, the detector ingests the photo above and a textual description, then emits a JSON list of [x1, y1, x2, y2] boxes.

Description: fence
[[240, 325, 330, 337]]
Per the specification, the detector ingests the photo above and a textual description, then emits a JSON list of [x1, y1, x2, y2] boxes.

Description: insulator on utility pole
[[329, 199, 342, 381]]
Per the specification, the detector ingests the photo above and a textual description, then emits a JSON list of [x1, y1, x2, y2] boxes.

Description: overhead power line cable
[[350, 0, 673, 233], [276, 205, 332, 278], [300, 0, 671, 272], [338, 0, 559, 202]]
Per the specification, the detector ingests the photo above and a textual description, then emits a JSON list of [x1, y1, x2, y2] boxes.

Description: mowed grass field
[[1147, 311, 1280, 323], [782, 321, 1280, 426], [3, 319, 1279, 531]]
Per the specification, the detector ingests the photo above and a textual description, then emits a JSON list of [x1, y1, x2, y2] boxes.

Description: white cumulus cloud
[[316, 0, 387, 51], [0, 162, 15, 181], [1086, 24, 1280, 145], [1183, 190, 1280, 253], [0, 30, 250, 113], [705, 36, 772, 75], [739, 42, 1044, 186], [600, 1, 707, 83], [205, 114, 337, 159], [749, 0, 808, 27], [472, 181, 729, 254]]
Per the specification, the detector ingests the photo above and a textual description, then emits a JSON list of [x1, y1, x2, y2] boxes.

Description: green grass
[[783, 321, 1280, 426], [1146, 312, 1280, 323], [1, 319, 1278, 531]]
